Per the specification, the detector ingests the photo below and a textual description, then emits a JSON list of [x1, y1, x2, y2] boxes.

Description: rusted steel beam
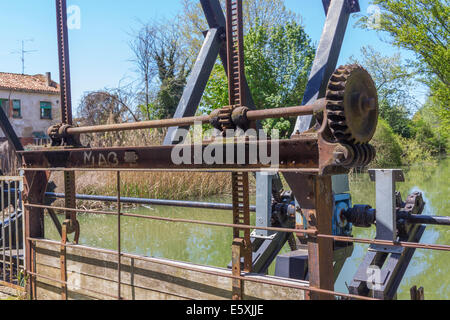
[[303, 175, 335, 300], [19, 136, 353, 175], [23, 171, 49, 299], [19, 138, 322, 171], [55, 0, 79, 244], [56, 0, 73, 125]]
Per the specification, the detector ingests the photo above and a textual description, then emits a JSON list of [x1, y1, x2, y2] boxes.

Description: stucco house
[[0, 72, 61, 146]]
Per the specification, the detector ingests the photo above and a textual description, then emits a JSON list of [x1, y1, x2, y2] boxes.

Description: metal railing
[[20, 168, 450, 301], [0, 176, 25, 292]]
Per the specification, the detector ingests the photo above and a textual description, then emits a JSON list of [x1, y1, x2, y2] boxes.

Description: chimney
[[46, 72, 52, 87]]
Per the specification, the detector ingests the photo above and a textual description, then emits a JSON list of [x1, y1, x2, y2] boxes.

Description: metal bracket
[[255, 173, 275, 238], [369, 169, 405, 254]]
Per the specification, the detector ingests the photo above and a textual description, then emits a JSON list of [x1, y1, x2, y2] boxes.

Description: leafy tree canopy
[[357, 0, 449, 142], [358, 0, 449, 85], [349, 46, 418, 138], [200, 20, 315, 137], [180, 0, 301, 62]]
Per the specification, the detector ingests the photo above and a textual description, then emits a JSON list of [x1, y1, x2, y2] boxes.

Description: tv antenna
[[11, 39, 38, 74]]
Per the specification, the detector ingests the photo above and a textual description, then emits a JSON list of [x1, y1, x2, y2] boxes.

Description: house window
[[40, 102, 52, 120], [12, 100, 21, 118]]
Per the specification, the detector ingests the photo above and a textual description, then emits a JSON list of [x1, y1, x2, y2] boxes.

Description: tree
[[358, 0, 449, 139], [349, 46, 418, 138], [201, 20, 315, 137], [77, 89, 140, 147], [77, 90, 138, 127], [152, 30, 191, 119], [129, 23, 157, 114], [130, 20, 191, 120], [180, 0, 300, 62], [359, 0, 448, 84], [411, 100, 448, 154]]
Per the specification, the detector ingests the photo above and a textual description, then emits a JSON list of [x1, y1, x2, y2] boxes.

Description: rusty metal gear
[[341, 143, 377, 168], [218, 105, 236, 133], [326, 64, 379, 145]]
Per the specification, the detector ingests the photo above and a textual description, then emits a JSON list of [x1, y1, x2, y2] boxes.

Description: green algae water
[[44, 159, 449, 300]]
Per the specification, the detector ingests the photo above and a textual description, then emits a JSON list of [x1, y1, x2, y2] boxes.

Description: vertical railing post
[[231, 239, 244, 300], [23, 171, 48, 299], [60, 221, 68, 300], [1, 181, 5, 283], [15, 180, 20, 281], [8, 181, 12, 283], [117, 171, 122, 300]]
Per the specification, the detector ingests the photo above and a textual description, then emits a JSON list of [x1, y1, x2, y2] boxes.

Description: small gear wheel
[[218, 105, 235, 132], [326, 64, 379, 145]]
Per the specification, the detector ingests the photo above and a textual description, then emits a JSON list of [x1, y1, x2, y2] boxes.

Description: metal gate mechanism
[[0, 0, 448, 300]]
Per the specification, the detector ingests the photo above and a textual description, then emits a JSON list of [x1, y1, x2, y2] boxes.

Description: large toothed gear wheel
[[326, 64, 379, 145]]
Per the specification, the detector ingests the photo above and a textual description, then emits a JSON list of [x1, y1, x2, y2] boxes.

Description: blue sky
[[0, 0, 427, 108]]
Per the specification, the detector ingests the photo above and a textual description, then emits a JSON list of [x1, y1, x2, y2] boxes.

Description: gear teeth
[[333, 132, 352, 142], [363, 144, 373, 167], [326, 90, 346, 100], [327, 110, 346, 118], [328, 82, 345, 91], [358, 145, 368, 167], [326, 64, 375, 145], [218, 106, 235, 132], [343, 143, 376, 168], [330, 121, 348, 128], [326, 102, 344, 111]]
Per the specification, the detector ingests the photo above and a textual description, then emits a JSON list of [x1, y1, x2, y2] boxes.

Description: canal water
[[45, 159, 449, 300]]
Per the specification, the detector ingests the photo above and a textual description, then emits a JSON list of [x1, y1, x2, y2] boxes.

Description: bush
[[371, 119, 403, 168], [398, 136, 436, 166], [410, 116, 446, 156]]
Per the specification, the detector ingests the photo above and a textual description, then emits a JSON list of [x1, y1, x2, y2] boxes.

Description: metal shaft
[[246, 103, 323, 121], [67, 115, 210, 135], [64, 103, 322, 136], [43, 191, 450, 226], [45, 192, 257, 212]]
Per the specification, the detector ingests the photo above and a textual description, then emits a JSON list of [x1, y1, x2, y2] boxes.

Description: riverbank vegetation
[[355, 0, 449, 167], [51, 130, 234, 201], [60, 0, 447, 200]]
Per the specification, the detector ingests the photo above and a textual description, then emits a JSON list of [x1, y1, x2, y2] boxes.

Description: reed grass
[[50, 128, 236, 201]]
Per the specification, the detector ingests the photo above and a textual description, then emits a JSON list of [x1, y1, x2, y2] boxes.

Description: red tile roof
[[0, 72, 60, 95]]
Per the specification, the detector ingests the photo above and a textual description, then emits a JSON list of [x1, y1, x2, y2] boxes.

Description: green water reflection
[[45, 159, 449, 300]]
